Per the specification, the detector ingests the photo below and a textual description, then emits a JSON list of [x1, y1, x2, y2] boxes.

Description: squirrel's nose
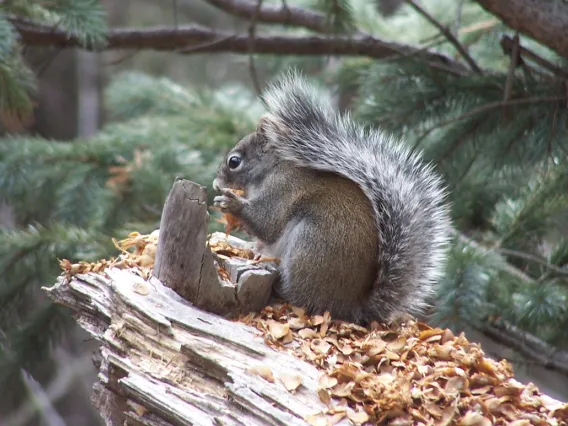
[[212, 178, 221, 192]]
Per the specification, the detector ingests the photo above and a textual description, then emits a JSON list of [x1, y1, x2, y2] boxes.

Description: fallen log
[[48, 268, 332, 426], [43, 180, 568, 425]]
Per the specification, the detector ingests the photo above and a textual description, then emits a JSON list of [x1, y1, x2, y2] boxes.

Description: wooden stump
[[153, 178, 276, 317]]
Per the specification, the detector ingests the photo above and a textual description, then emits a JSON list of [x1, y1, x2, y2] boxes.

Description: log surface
[[44, 268, 341, 426]]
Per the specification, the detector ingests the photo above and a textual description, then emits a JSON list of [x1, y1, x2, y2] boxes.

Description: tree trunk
[[475, 0, 568, 59]]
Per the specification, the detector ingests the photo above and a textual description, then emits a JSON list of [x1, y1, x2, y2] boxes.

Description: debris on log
[[43, 179, 568, 425]]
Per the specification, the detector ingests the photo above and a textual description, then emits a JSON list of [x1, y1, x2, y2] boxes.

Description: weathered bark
[[43, 268, 344, 426], [153, 179, 275, 317], [152, 179, 220, 307], [42, 262, 568, 426], [202, 0, 330, 33], [476, 0, 568, 59]]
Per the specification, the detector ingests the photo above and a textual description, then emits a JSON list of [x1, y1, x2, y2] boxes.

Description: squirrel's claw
[[221, 188, 238, 199], [214, 188, 245, 213], [213, 195, 229, 210]]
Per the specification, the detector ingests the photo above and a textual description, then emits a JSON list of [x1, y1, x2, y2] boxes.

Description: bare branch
[[248, 0, 264, 96], [475, 0, 568, 59], [453, 231, 536, 286], [501, 35, 568, 80], [497, 248, 568, 280], [202, 0, 329, 33], [405, 0, 482, 74], [11, 19, 470, 75], [479, 320, 568, 376], [502, 33, 519, 119]]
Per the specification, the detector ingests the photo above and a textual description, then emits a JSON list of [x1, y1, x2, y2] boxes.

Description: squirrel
[[213, 71, 452, 324]]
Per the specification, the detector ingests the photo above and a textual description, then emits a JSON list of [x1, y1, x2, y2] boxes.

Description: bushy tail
[[261, 71, 452, 322]]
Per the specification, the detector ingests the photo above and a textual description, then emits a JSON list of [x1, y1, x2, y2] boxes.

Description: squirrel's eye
[[228, 155, 241, 170]]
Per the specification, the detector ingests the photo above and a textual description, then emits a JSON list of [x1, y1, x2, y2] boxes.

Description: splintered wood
[[239, 304, 568, 426]]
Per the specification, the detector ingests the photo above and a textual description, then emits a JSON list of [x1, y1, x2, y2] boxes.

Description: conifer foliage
[[1, 0, 568, 417], [0, 0, 107, 125]]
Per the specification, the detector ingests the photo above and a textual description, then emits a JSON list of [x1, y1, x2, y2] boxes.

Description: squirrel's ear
[[257, 113, 288, 144]]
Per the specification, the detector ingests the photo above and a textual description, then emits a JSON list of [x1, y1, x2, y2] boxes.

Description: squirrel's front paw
[[213, 188, 246, 213]]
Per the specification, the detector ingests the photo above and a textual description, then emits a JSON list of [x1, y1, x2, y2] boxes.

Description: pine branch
[[492, 166, 568, 252], [453, 231, 536, 286], [0, 53, 37, 125], [315, 0, 356, 34], [423, 96, 566, 136], [0, 15, 17, 60], [497, 248, 568, 279], [10, 18, 470, 76], [404, 0, 482, 74], [201, 0, 329, 33], [551, 239, 568, 268], [46, 0, 108, 47], [3, 0, 107, 48]]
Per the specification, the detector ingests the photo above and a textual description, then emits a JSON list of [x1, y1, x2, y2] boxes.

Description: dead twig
[[248, 0, 263, 96], [498, 247, 568, 279], [501, 35, 568, 80], [502, 33, 520, 119], [12, 19, 470, 76], [405, 0, 483, 74]]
